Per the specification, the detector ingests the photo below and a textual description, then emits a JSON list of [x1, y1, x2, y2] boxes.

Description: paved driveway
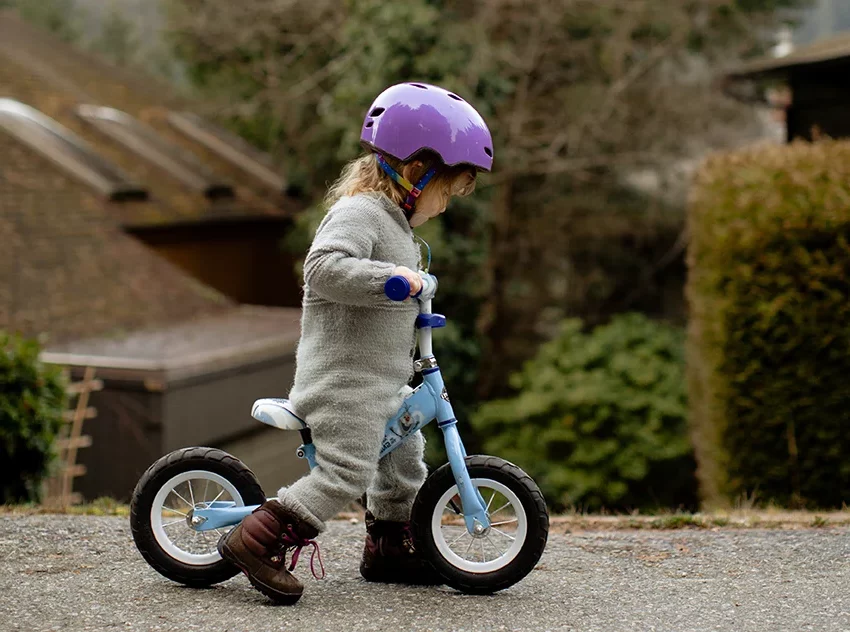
[[1, 515, 848, 631]]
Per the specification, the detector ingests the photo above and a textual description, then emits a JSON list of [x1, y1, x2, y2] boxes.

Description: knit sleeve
[[302, 197, 398, 306]]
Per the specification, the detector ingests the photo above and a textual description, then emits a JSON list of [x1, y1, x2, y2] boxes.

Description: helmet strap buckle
[[376, 154, 437, 217]]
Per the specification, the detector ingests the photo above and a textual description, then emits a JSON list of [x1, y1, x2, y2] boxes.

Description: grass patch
[[649, 514, 704, 529], [551, 509, 850, 531], [1, 497, 129, 516]]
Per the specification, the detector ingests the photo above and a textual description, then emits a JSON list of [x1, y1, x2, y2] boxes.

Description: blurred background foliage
[[7, 0, 816, 510], [688, 140, 850, 510], [474, 313, 694, 512], [0, 334, 67, 504]]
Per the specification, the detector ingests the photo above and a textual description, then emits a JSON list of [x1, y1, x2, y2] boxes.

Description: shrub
[[472, 313, 695, 512], [0, 333, 67, 503], [687, 140, 850, 509]]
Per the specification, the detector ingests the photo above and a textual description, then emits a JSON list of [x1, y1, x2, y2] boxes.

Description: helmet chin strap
[[375, 154, 437, 220]]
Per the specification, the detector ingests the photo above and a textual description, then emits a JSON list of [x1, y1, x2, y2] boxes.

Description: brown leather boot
[[217, 499, 322, 604], [359, 510, 442, 585]]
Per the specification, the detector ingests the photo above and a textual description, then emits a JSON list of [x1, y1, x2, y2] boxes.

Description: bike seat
[[251, 398, 306, 431]]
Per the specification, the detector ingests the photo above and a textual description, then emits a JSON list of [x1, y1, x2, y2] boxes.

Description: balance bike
[[130, 274, 549, 594]]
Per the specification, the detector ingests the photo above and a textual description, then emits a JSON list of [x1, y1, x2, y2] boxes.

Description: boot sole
[[218, 536, 303, 605]]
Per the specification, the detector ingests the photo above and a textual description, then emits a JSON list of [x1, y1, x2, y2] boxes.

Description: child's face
[[402, 162, 475, 227], [408, 193, 446, 227]]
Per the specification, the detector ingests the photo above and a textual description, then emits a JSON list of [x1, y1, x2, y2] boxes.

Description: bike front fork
[[440, 420, 491, 533]]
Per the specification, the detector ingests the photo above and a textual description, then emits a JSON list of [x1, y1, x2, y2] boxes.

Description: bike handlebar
[[385, 276, 414, 301], [385, 274, 437, 301]]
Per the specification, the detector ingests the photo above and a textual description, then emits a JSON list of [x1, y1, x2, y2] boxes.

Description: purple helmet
[[360, 82, 493, 172]]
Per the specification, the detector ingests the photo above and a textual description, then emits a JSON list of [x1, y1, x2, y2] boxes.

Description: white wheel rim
[[431, 478, 527, 574], [150, 470, 244, 566]]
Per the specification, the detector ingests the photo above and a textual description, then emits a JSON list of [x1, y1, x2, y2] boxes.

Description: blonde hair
[[324, 151, 476, 211]]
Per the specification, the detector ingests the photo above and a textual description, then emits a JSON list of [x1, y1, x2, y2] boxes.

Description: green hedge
[[0, 333, 67, 503], [687, 140, 850, 509], [472, 313, 695, 512]]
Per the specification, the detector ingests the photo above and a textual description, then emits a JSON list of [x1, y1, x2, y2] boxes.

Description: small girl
[[218, 82, 494, 604]]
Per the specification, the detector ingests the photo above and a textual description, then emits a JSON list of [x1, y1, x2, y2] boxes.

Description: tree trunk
[[475, 175, 515, 401]]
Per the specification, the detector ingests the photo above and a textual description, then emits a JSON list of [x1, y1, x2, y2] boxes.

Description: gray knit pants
[[276, 405, 427, 533]]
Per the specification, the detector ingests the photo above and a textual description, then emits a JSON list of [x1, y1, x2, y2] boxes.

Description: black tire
[[411, 455, 548, 594], [130, 447, 266, 588]]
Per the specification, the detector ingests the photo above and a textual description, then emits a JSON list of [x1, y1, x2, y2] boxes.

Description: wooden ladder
[[43, 367, 102, 508]]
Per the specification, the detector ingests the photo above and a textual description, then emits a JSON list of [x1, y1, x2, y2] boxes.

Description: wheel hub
[[185, 508, 207, 530], [472, 519, 490, 537]]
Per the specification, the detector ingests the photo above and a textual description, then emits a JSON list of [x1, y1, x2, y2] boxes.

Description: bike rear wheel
[[130, 447, 266, 587]]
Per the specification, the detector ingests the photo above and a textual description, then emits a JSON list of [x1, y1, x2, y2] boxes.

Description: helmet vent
[[409, 83, 428, 89], [484, 147, 493, 157], [369, 107, 385, 117], [365, 121, 374, 128], [447, 93, 464, 101]]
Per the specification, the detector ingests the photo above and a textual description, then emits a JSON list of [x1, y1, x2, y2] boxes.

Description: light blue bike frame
[[192, 274, 490, 535]]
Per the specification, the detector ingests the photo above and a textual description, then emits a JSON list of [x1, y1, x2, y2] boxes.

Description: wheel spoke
[[485, 534, 503, 559], [188, 480, 196, 509], [209, 487, 227, 505], [202, 478, 210, 505], [162, 519, 184, 528], [489, 500, 512, 517], [162, 508, 188, 518], [485, 490, 496, 514], [464, 536, 475, 558], [479, 538, 486, 563], [490, 518, 518, 527], [491, 527, 516, 542], [172, 528, 190, 548], [169, 488, 192, 509], [446, 528, 469, 547]]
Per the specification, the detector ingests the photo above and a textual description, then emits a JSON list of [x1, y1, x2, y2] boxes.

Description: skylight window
[[0, 99, 147, 201], [167, 112, 287, 194], [76, 105, 233, 200]]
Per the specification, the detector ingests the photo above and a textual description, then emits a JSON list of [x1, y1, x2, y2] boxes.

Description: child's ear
[[401, 160, 426, 183]]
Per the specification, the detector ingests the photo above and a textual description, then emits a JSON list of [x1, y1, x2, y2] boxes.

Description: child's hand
[[392, 266, 423, 296]]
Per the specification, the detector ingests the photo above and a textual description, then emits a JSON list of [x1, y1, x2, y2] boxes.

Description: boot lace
[[274, 525, 325, 579], [401, 523, 416, 555]]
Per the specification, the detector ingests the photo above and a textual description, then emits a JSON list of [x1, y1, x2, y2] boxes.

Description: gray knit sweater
[[287, 192, 421, 426]]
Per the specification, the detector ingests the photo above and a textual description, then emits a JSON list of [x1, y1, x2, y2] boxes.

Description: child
[[218, 82, 494, 604]]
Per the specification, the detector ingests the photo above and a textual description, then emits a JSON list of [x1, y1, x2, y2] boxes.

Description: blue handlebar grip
[[385, 276, 411, 301]]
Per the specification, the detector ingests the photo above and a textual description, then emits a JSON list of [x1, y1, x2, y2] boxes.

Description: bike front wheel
[[411, 455, 549, 594]]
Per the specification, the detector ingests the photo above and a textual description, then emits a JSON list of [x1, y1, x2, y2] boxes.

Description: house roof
[[0, 10, 302, 351], [0, 9, 293, 228], [728, 31, 850, 79], [0, 130, 235, 344]]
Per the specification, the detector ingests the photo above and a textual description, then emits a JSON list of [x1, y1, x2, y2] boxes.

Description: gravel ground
[[1, 515, 848, 632]]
